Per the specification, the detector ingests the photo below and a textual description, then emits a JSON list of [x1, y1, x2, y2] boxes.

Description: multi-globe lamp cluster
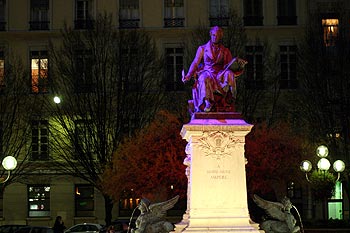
[[300, 145, 345, 182]]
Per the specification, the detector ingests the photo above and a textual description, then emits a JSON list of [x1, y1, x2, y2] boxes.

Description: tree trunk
[[104, 195, 113, 226]]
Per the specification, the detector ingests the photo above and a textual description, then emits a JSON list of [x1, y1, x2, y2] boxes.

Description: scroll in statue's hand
[[181, 70, 190, 83]]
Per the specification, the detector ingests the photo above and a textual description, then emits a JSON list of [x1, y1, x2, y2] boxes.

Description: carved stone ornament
[[196, 131, 243, 160]]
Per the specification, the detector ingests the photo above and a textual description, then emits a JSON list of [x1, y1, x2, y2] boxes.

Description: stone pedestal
[[175, 112, 260, 233]]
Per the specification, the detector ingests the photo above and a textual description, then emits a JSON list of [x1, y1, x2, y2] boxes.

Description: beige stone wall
[[1, 178, 116, 227], [1, 0, 308, 56]]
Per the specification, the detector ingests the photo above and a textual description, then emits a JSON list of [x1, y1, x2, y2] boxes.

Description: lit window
[[75, 185, 94, 217], [28, 185, 50, 217], [31, 50, 48, 93], [119, 189, 140, 217], [328, 181, 343, 219], [322, 18, 338, 47]]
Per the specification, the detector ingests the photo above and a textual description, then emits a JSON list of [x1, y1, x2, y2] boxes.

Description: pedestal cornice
[[181, 112, 253, 141]]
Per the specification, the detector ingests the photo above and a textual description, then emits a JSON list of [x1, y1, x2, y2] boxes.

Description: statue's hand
[[182, 70, 191, 83], [237, 58, 248, 67]]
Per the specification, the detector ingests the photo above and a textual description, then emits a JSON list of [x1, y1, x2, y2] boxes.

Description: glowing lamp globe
[[53, 96, 61, 104], [2, 156, 17, 171], [317, 158, 331, 171], [316, 145, 329, 158], [300, 160, 312, 172], [333, 160, 345, 173]]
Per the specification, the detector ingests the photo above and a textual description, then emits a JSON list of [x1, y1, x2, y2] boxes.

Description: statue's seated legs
[[204, 99, 212, 112], [190, 71, 237, 113], [188, 88, 235, 114]]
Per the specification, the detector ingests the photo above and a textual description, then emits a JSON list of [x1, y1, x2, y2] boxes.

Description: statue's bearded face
[[210, 31, 221, 44], [209, 27, 223, 44]]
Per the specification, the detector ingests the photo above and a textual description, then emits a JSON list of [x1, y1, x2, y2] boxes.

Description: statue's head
[[281, 196, 292, 210], [209, 26, 223, 44], [138, 198, 151, 212]]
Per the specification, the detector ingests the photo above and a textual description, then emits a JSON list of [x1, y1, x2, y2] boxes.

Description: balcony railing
[[280, 79, 298, 89], [209, 17, 229, 27], [29, 21, 50, 30], [245, 79, 265, 90], [243, 16, 264, 26], [164, 18, 184, 28], [277, 16, 297, 25], [119, 19, 140, 29], [0, 21, 6, 31], [74, 19, 95, 30]]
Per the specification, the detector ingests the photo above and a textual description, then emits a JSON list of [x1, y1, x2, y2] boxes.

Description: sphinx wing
[[149, 195, 180, 220], [253, 194, 286, 222]]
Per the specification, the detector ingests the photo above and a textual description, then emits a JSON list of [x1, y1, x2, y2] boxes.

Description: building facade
[[0, 0, 349, 228]]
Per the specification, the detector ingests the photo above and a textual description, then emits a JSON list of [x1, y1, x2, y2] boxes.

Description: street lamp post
[[300, 145, 345, 220], [1, 156, 17, 184]]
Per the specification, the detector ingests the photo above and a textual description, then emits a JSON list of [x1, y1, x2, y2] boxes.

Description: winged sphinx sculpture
[[253, 194, 301, 233], [130, 195, 179, 233]]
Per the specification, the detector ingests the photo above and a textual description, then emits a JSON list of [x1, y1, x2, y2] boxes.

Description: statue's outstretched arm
[[183, 46, 204, 82]]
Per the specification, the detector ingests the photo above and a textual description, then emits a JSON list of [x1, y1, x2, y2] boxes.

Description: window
[[75, 185, 94, 217], [280, 45, 297, 89], [0, 121, 3, 157], [75, 50, 94, 93], [31, 50, 48, 93], [243, 0, 263, 26], [245, 45, 264, 89], [31, 120, 49, 161], [28, 185, 50, 217], [328, 181, 343, 219], [0, 0, 6, 31], [277, 0, 296, 25], [121, 48, 139, 92], [75, 0, 94, 29], [30, 0, 49, 30], [119, 189, 140, 217], [209, 0, 229, 27], [122, 114, 138, 135], [322, 18, 338, 47], [119, 0, 139, 28], [0, 50, 4, 91], [164, 0, 184, 27], [165, 47, 184, 91], [0, 187, 3, 217], [74, 119, 94, 157]]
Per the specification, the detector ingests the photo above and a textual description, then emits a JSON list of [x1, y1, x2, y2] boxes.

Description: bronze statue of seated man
[[182, 26, 247, 113]]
